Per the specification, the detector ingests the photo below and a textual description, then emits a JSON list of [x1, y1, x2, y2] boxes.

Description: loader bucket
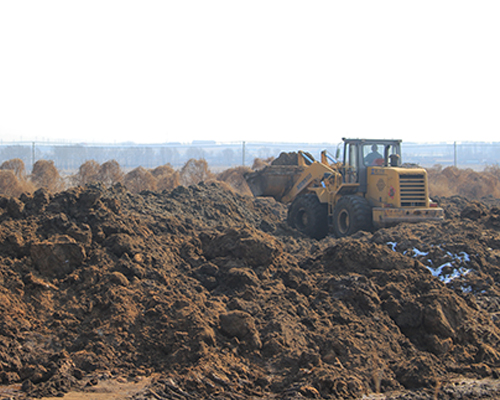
[[244, 165, 304, 202]]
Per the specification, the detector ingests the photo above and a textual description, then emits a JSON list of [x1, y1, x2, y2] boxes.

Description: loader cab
[[342, 138, 402, 192]]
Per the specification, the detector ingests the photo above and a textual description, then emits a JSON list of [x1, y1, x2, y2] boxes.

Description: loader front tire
[[287, 194, 328, 239], [332, 195, 372, 238]]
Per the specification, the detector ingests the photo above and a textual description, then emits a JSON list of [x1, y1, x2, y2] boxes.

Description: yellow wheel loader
[[246, 138, 444, 239]]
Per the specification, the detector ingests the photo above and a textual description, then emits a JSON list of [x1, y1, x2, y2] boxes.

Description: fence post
[[242, 141, 246, 166], [454, 142, 457, 167]]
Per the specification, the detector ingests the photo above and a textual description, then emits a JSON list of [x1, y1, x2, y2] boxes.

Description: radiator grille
[[399, 174, 427, 207]]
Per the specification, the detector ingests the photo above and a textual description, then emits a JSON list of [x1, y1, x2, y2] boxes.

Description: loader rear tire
[[287, 194, 328, 239], [332, 195, 372, 238]]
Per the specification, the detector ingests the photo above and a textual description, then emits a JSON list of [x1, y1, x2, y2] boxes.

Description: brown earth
[[1, 166, 500, 398]]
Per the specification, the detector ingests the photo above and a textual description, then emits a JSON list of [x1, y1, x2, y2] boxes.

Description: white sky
[[0, 1, 499, 144]]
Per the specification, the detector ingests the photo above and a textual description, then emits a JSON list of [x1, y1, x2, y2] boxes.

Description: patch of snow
[[389, 243, 472, 285], [461, 286, 473, 294], [387, 242, 397, 252], [412, 248, 428, 257], [426, 263, 471, 284]]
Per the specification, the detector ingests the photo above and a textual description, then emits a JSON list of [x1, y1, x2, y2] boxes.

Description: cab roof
[[342, 138, 402, 145]]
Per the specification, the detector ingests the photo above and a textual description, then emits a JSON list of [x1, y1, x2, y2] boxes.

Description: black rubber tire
[[287, 194, 328, 239], [332, 195, 372, 238]]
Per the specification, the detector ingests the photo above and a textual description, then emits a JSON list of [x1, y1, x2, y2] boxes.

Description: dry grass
[[216, 166, 253, 196], [6, 156, 500, 202], [180, 159, 214, 186], [72, 160, 100, 187], [152, 164, 180, 191], [427, 165, 500, 199], [124, 167, 157, 194], [1, 159, 27, 181], [31, 160, 65, 192], [157, 174, 180, 191], [0, 170, 34, 197], [98, 160, 124, 186], [484, 164, 500, 181], [151, 164, 175, 178], [0, 159, 34, 196]]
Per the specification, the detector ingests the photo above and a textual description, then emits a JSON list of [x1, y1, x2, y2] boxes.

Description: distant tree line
[[1, 141, 500, 172]]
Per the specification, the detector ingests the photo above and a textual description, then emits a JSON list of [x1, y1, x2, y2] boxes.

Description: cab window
[[363, 144, 384, 166], [343, 143, 358, 183]]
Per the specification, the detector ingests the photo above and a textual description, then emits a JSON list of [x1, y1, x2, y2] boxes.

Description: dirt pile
[[0, 183, 500, 399]]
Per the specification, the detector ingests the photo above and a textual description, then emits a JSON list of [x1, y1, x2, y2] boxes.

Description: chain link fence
[[0, 141, 499, 173]]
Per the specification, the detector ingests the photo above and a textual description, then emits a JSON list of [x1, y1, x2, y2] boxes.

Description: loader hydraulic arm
[[281, 161, 337, 204]]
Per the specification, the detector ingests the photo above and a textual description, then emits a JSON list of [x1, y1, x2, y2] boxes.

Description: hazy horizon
[[1, 2, 499, 145]]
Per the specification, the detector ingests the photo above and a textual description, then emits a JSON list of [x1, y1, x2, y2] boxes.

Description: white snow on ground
[[387, 242, 397, 252], [461, 285, 473, 294], [412, 248, 429, 257], [387, 242, 472, 284], [425, 262, 471, 284]]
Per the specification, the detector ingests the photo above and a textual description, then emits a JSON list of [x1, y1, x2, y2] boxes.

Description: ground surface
[[1, 181, 500, 399]]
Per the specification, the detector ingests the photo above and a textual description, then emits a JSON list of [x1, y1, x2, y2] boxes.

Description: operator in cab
[[364, 144, 383, 166]]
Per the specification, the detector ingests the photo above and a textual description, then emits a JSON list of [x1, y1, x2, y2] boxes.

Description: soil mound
[[271, 151, 314, 166], [0, 183, 500, 399]]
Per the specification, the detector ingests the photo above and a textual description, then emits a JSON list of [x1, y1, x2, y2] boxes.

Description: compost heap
[[1, 183, 500, 399]]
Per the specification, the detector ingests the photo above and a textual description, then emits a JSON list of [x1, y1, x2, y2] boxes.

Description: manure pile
[[0, 183, 500, 399]]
